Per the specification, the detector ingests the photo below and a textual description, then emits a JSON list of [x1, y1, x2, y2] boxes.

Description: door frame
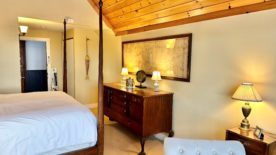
[[19, 36, 52, 91]]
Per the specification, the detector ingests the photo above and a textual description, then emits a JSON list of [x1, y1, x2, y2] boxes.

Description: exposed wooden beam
[[87, 0, 114, 30], [115, 0, 276, 36]]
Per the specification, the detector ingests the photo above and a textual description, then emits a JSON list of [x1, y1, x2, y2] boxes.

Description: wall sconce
[[19, 25, 28, 36], [152, 71, 162, 92]]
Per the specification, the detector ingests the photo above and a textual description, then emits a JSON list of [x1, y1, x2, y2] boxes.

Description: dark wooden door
[[19, 40, 26, 93]]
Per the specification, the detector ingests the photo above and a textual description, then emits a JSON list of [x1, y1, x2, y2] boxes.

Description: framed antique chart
[[122, 33, 192, 82]]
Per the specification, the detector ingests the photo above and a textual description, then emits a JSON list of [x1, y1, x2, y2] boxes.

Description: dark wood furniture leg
[[138, 137, 146, 155], [168, 130, 174, 137]]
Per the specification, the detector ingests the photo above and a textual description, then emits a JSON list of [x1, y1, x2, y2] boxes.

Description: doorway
[[19, 37, 51, 92]]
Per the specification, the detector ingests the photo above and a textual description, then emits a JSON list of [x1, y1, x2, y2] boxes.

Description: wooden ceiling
[[88, 0, 276, 35]]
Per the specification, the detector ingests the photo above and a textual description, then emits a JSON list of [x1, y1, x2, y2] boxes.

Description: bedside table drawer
[[226, 131, 267, 155]]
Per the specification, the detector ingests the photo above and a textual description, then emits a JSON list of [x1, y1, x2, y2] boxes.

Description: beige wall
[[122, 9, 276, 139], [103, 30, 122, 83], [0, 14, 21, 93], [70, 28, 121, 104], [24, 29, 63, 90], [72, 28, 99, 104]]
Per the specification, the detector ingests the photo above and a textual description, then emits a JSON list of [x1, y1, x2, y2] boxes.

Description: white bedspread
[[0, 91, 97, 155]]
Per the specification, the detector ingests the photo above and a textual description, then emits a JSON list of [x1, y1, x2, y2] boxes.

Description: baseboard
[[85, 103, 97, 109]]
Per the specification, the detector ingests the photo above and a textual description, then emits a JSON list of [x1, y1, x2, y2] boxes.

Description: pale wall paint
[[25, 29, 63, 90], [0, 13, 21, 93], [70, 28, 121, 104], [122, 9, 276, 139], [73, 28, 99, 104]]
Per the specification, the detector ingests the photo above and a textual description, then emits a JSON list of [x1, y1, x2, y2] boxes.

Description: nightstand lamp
[[152, 71, 162, 92], [232, 83, 262, 131], [121, 67, 128, 87]]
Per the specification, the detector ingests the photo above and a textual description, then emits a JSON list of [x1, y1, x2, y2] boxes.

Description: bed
[[0, 91, 97, 154]]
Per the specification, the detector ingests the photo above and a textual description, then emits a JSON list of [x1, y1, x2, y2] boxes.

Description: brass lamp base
[[240, 118, 250, 131], [240, 102, 251, 130]]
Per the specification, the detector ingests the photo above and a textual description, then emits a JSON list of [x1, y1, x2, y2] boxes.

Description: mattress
[[0, 91, 97, 155]]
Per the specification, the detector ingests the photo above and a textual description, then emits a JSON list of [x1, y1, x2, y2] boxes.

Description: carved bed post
[[98, 0, 104, 155]]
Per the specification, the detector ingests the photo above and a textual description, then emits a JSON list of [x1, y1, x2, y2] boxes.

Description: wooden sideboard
[[104, 83, 174, 155], [226, 127, 276, 155]]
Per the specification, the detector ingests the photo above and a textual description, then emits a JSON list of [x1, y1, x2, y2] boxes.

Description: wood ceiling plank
[[112, 0, 232, 27], [106, 0, 194, 20], [104, 0, 165, 18], [94, 0, 126, 9], [115, 0, 256, 31], [230, 0, 265, 8], [87, 0, 114, 29], [103, 0, 141, 14], [115, 0, 276, 35], [115, 12, 190, 32], [189, 0, 264, 17]]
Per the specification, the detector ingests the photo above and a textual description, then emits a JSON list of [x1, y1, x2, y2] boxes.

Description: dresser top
[[227, 127, 276, 144], [104, 83, 173, 97]]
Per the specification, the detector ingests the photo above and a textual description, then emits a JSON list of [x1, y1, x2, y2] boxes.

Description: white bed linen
[[0, 91, 97, 155]]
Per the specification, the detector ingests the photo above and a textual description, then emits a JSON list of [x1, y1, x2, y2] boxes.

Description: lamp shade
[[19, 25, 28, 33], [121, 67, 128, 76], [151, 71, 162, 81], [232, 83, 262, 102]]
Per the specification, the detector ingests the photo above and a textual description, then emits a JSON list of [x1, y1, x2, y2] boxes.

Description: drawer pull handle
[[243, 142, 250, 147], [124, 102, 127, 105], [124, 110, 127, 113]]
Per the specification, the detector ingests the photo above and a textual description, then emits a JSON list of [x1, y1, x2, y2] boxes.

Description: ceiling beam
[[115, 0, 276, 36]]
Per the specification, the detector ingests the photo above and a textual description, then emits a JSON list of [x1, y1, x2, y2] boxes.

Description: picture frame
[[122, 33, 192, 82], [254, 126, 263, 139]]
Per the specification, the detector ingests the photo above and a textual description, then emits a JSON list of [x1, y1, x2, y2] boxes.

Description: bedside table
[[226, 127, 276, 155]]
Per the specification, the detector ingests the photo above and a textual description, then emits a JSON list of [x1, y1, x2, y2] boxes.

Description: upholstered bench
[[164, 138, 245, 155]]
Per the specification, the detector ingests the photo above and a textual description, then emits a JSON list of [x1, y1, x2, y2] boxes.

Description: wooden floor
[[91, 109, 164, 155]]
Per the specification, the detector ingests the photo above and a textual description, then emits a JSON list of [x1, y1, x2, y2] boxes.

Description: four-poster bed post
[[63, 19, 67, 93], [64, 0, 104, 154], [97, 0, 104, 154]]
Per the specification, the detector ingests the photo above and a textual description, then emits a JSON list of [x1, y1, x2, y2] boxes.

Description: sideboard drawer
[[110, 110, 142, 135]]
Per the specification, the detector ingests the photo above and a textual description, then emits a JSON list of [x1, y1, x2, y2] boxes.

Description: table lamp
[[151, 71, 162, 92], [121, 67, 128, 87], [232, 83, 262, 130]]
